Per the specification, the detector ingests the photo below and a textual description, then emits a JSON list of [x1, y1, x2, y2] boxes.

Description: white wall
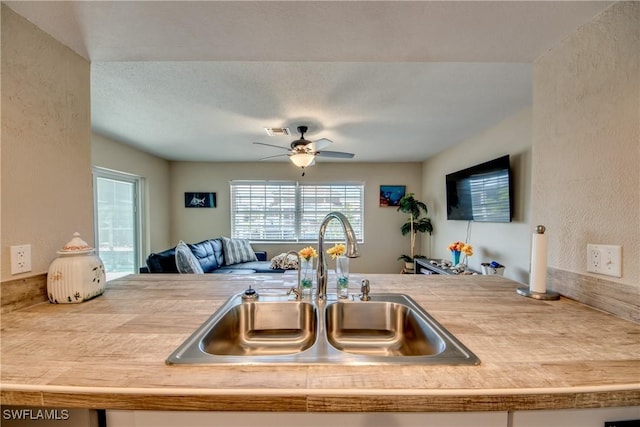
[[532, 1, 639, 287], [1, 5, 92, 280], [91, 133, 172, 254], [169, 161, 423, 273], [421, 108, 532, 283]]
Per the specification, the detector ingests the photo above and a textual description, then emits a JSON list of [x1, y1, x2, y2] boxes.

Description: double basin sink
[[166, 293, 480, 365]]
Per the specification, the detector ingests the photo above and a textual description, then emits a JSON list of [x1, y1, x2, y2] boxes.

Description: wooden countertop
[[1, 274, 639, 412]]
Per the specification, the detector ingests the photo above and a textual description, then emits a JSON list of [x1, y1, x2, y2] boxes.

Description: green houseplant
[[397, 193, 433, 271]]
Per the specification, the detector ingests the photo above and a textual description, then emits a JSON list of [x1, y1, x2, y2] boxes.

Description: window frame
[[230, 180, 365, 244], [92, 167, 145, 278]]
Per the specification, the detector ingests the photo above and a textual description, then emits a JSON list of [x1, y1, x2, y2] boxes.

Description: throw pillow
[[175, 240, 204, 274], [269, 252, 299, 270], [221, 237, 258, 265]]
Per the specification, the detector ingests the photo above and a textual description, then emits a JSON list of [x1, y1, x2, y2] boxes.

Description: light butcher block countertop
[[1, 274, 639, 412]]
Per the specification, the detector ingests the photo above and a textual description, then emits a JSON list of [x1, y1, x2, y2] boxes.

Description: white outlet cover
[[10, 244, 32, 274], [586, 244, 622, 278]]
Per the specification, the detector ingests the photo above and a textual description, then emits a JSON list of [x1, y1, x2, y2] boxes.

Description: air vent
[[264, 127, 290, 137]]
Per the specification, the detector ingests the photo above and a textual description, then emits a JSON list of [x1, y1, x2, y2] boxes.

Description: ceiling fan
[[253, 126, 354, 175]]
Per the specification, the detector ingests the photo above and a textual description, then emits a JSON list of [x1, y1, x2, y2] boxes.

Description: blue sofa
[[144, 238, 283, 274]]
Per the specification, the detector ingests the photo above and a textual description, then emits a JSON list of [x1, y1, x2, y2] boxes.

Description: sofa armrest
[[254, 251, 267, 261], [146, 249, 179, 273]]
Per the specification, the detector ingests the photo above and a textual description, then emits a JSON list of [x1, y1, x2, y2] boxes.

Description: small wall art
[[184, 192, 216, 208], [379, 185, 406, 207]]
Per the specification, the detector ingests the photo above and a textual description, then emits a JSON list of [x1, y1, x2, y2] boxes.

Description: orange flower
[[448, 241, 473, 256], [326, 243, 346, 259], [461, 244, 473, 256], [298, 246, 318, 261]]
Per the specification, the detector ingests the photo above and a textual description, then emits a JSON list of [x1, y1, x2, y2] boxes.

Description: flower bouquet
[[298, 246, 318, 293], [448, 241, 473, 266]]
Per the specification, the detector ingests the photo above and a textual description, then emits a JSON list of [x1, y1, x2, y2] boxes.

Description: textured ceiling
[[6, 1, 612, 163]]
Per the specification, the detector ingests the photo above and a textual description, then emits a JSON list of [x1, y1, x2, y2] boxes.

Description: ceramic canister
[[47, 232, 106, 304]]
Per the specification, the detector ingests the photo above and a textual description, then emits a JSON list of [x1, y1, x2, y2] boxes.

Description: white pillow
[[269, 253, 299, 270], [175, 240, 204, 274], [221, 237, 257, 265]]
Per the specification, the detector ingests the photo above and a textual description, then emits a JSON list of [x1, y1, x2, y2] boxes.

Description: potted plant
[[397, 193, 433, 271]]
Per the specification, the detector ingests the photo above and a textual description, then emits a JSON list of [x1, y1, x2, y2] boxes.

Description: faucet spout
[[317, 212, 360, 301]]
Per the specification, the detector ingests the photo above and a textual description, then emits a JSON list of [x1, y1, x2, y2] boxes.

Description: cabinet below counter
[[105, 407, 640, 427]]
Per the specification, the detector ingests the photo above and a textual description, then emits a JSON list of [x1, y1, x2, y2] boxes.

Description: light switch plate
[[587, 244, 622, 278]]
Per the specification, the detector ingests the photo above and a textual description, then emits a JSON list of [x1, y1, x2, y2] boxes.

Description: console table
[[414, 258, 480, 275]]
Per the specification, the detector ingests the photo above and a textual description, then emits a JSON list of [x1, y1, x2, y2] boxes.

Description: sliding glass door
[[93, 168, 142, 280]]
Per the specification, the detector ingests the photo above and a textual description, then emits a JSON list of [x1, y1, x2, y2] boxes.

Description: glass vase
[[451, 250, 461, 266], [335, 256, 349, 299], [300, 259, 314, 297]]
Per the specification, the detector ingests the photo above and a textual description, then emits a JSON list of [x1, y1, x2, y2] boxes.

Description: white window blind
[[230, 181, 364, 242]]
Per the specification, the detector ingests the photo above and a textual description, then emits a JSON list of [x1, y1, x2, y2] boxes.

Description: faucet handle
[[287, 286, 302, 300], [360, 279, 371, 301]]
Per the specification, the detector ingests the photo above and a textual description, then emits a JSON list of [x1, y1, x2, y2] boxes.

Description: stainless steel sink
[[166, 293, 479, 365], [201, 301, 317, 356], [325, 301, 445, 357]]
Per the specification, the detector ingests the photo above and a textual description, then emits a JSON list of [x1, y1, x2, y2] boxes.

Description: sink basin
[[166, 292, 479, 366], [325, 301, 445, 357], [167, 298, 318, 364], [202, 301, 317, 356]]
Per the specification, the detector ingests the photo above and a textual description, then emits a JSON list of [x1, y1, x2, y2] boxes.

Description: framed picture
[[185, 192, 216, 208], [379, 185, 406, 207]]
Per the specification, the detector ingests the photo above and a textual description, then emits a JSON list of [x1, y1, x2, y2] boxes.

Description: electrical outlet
[[587, 244, 622, 278], [10, 244, 32, 274]]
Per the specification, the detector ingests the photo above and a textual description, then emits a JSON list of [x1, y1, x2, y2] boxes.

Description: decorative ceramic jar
[[47, 232, 106, 304]]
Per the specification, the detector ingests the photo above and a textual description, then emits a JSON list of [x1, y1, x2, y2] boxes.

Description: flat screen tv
[[446, 155, 512, 223]]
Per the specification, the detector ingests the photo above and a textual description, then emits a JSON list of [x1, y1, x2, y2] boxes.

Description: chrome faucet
[[285, 250, 303, 300], [317, 212, 360, 301]]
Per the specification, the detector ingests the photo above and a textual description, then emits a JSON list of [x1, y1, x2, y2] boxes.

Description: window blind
[[230, 181, 364, 242]]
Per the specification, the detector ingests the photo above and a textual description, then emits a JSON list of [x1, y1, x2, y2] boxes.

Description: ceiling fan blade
[[308, 138, 332, 151], [258, 153, 289, 160], [316, 150, 354, 159], [253, 142, 290, 151]]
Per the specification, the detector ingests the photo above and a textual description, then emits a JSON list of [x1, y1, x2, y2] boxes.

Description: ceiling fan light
[[290, 153, 315, 168]]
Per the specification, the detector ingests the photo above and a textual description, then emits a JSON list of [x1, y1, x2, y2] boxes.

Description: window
[[93, 167, 144, 280], [230, 181, 364, 242]]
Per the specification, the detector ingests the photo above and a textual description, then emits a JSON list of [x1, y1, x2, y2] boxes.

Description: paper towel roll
[[529, 226, 548, 293]]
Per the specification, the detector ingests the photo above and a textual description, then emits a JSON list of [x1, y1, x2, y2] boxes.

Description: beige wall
[[421, 108, 533, 283], [91, 133, 172, 255], [532, 1, 639, 287], [1, 5, 92, 281], [170, 161, 423, 273]]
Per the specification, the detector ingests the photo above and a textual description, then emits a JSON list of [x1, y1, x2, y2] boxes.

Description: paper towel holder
[[516, 286, 560, 300], [517, 225, 560, 300]]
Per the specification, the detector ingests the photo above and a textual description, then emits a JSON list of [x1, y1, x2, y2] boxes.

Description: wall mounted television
[[446, 155, 512, 223]]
